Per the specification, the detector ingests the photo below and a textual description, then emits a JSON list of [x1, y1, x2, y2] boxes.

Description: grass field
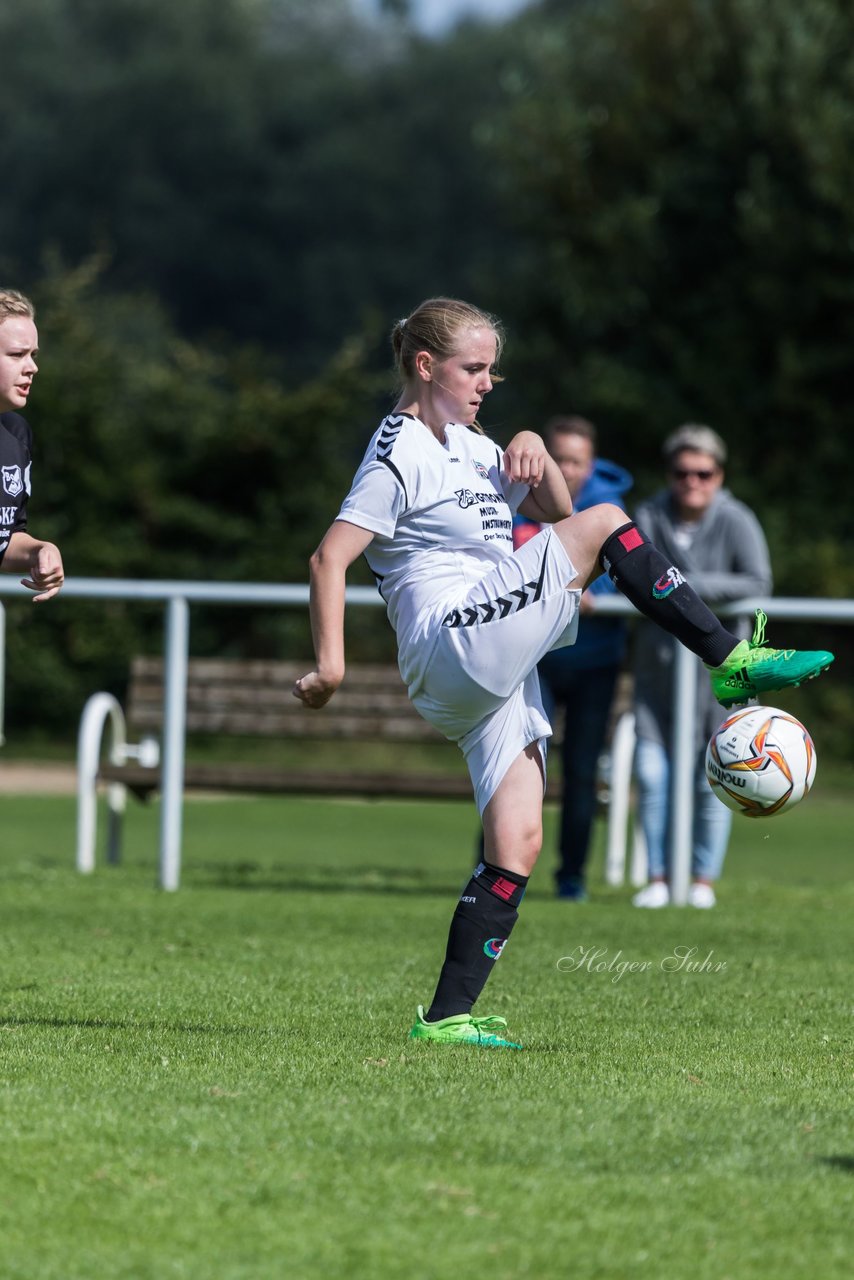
[[1, 782, 852, 1279]]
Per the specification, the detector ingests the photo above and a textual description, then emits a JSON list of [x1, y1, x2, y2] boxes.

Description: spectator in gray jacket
[[632, 425, 772, 909]]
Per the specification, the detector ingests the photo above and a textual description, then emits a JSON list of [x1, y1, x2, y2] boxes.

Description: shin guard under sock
[[600, 522, 737, 666], [425, 861, 528, 1022]]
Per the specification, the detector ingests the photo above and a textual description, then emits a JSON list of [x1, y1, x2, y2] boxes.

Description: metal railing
[[0, 577, 849, 894]]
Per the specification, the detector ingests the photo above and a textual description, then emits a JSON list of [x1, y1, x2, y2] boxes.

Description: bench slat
[[130, 657, 408, 685], [99, 762, 475, 799], [98, 762, 561, 801], [109, 657, 564, 801], [128, 686, 423, 716], [125, 658, 440, 740], [128, 706, 443, 739]]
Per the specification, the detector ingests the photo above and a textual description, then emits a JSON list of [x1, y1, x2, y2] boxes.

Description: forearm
[[2, 532, 64, 602], [517, 454, 573, 523], [295, 520, 374, 709], [1, 530, 41, 573], [533, 454, 573, 521], [691, 568, 773, 603], [308, 545, 348, 684]]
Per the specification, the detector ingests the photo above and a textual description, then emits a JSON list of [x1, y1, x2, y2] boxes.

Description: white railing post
[[158, 595, 189, 892], [669, 645, 698, 906], [605, 711, 637, 885], [629, 822, 648, 888], [76, 693, 128, 873]]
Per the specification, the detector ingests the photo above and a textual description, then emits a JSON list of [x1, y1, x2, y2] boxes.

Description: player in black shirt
[[0, 290, 64, 601]]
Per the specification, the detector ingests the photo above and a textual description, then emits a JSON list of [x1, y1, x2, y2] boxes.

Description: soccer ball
[[704, 705, 817, 818]]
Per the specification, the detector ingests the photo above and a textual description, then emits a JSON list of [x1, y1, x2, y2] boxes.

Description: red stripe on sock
[[491, 876, 519, 902], [618, 527, 644, 552]]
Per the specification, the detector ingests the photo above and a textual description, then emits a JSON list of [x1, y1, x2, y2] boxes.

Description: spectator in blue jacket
[[514, 416, 633, 900]]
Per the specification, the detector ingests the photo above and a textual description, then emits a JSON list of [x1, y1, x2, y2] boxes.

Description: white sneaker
[[632, 881, 670, 908], [688, 882, 716, 909]]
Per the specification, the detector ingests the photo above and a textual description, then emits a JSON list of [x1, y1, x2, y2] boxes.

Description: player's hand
[[579, 589, 597, 615], [21, 542, 64, 603], [504, 431, 547, 487], [292, 669, 341, 709]]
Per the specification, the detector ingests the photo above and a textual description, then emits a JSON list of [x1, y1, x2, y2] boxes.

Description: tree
[[484, 0, 854, 752], [0, 0, 519, 374], [3, 259, 388, 732], [489, 0, 854, 566]]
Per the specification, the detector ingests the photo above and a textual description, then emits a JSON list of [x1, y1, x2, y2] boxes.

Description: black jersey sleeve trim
[[367, 563, 388, 602], [378, 456, 408, 508]]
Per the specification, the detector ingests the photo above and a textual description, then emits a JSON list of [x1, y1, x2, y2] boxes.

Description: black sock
[[600, 522, 738, 667], [425, 861, 528, 1022]]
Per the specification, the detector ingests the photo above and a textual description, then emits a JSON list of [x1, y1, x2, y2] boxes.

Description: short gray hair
[[663, 423, 726, 467]]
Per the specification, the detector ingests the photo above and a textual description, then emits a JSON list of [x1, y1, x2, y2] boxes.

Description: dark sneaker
[[708, 609, 834, 709], [556, 876, 588, 902]]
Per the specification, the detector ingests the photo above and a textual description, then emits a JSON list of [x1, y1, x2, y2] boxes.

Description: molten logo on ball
[[705, 706, 817, 817]]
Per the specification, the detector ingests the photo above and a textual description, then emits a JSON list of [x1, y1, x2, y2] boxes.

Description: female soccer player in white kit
[[294, 297, 832, 1050]]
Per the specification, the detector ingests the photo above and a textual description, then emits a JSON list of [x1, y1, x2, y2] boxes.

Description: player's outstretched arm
[[293, 519, 375, 709], [2, 533, 65, 602]]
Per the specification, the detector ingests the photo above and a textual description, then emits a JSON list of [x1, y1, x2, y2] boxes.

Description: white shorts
[[410, 526, 581, 813]]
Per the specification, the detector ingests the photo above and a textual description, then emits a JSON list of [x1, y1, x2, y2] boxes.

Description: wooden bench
[[77, 657, 636, 881], [94, 656, 569, 802]]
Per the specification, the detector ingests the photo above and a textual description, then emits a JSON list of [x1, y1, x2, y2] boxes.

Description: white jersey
[[337, 411, 582, 813], [337, 413, 530, 689]]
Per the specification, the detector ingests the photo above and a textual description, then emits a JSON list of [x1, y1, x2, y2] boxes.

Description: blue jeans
[[634, 736, 732, 882], [538, 659, 621, 885]]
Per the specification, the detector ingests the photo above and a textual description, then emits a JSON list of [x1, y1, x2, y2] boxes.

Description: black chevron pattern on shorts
[[442, 541, 549, 628]]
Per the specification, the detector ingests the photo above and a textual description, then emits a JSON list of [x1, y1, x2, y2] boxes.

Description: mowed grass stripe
[[0, 792, 851, 1279]]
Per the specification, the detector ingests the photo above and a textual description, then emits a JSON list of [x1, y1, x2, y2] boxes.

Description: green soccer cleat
[[708, 609, 834, 709], [409, 1005, 523, 1050]]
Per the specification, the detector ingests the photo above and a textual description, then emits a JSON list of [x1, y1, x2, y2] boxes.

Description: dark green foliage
[[0, 0, 515, 374], [483, 0, 854, 749], [4, 261, 387, 728], [489, 0, 854, 557]]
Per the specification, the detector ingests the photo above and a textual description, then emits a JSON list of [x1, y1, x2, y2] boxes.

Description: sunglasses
[[671, 467, 717, 481]]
